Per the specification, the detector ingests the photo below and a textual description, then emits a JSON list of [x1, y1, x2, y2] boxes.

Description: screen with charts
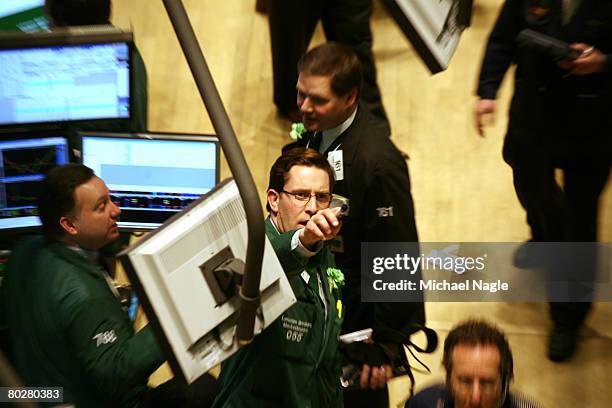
[[80, 132, 220, 231], [0, 135, 69, 232], [0, 40, 131, 126]]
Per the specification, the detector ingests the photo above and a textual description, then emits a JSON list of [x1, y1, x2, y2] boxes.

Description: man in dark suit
[[288, 42, 425, 407], [267, 0, 390, 135], [476, 0, 612, 362]]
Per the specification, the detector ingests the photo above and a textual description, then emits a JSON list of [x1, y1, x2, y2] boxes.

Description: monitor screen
[[381, 0, 470, 73], [0, 31, 131, 126], [80, 132, 220, 231], [0, 134, 69, 232], [119, 179, 296, 384]]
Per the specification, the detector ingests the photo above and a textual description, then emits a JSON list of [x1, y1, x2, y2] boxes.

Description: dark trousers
[[267, 0, 390, 135], [141, 373, 219, 408], [504, 86, 612, 331], [344, 386, 389, 408], [509, 151, 610, 329]]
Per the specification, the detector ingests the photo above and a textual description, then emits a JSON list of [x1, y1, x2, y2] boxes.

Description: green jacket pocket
[[279, 300, 319, 364]]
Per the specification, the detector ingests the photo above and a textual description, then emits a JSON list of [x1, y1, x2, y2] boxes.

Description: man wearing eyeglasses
[[214, 147, 349, 407], [286, 42, 426, 407]]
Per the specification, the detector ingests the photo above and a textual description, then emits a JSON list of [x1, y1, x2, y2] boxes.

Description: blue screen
[[0, 42, 130, 126], [81, 134, 219, 230], [0, 136, 69, 231]]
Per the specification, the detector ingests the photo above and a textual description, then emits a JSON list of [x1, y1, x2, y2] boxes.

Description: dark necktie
[[309, 131, 322, 152]]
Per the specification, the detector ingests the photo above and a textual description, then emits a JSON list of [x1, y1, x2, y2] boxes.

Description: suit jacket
[[477, 0, 612, 160], [477, 0, 612, 100], [290, 104, 425, 344], [406, 384, 541, 408]]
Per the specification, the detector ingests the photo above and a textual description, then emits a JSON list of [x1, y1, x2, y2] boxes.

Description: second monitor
[[0, 28, 133, 127], [80, 132, 220, 231], [0, 132, 70, 233]]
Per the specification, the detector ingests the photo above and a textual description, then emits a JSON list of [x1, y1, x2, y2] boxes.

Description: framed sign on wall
[[381, 0, 473, 73]]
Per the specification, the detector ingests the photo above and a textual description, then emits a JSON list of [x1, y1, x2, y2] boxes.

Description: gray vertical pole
[[162, 0, 263, 345]]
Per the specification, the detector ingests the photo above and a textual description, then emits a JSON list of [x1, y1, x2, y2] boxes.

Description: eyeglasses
[[280, 190, 332, 206]]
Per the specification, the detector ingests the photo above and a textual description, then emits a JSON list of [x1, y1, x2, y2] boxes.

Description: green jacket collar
[[45, 238, 105, 281]]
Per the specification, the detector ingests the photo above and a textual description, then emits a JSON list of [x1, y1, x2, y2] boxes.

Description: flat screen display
[[118, 179, 296, 384], [0, 135, 69, 232], [381, 0, 471, 73], [0, 41, 131, 126], [80, 132, 220, 231]]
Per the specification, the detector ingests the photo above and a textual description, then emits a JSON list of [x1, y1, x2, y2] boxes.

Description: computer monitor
[[119, 179, 296, 384], [0, 132, 70, 233], [0, 1, 47, 32], [79, 132, 221, 231], [0, 27, 133, 128], [381, 0, 471, 73]]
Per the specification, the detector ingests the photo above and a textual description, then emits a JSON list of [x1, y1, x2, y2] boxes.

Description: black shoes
[[548, 327, 579, 362]]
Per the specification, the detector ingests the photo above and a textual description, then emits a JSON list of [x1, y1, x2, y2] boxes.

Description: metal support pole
[[162, 0, 263, 344]]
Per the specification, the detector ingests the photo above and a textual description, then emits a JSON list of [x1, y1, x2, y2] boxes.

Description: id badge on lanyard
[[327, 149, 344, 181]]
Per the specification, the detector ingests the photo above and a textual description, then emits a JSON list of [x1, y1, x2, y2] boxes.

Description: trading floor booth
[[1, 0, 476, 395], [0, 21, 294, 389]]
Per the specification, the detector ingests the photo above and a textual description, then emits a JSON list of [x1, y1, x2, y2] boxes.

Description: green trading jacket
[[213, 218, 343, 408], [0, 236, 164, 407]]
